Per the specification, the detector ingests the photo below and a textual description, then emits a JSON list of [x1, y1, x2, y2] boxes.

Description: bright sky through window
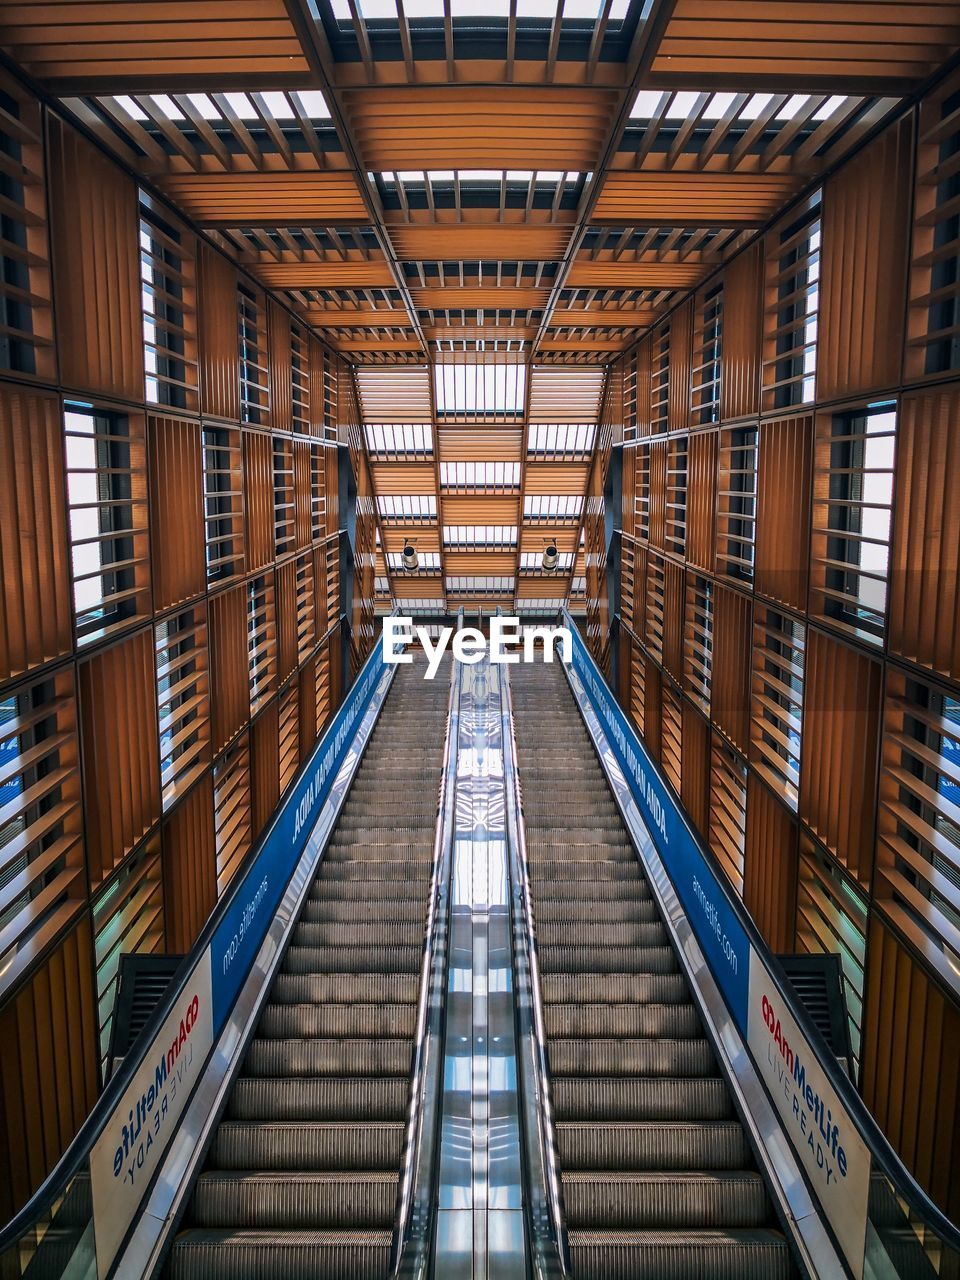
[[332, 0, 628, 19], [434, 361, 526, 414]]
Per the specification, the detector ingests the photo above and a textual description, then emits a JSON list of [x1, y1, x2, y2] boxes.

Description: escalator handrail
[[563, 608, 960, 1259], [0, 617, 390, 1258], [390, 611, 465, 1278], [499, 654, 572, 1279]]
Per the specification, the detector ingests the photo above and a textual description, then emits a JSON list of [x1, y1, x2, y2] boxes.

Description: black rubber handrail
[[565, 608, 960, 1263]]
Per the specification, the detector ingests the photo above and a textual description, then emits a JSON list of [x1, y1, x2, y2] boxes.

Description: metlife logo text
[[382, 615, 572, 680]]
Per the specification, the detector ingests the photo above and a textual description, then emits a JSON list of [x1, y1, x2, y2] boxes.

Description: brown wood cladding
[[888, 386, 960, 682], [78, 627, 161, 887], [0, 385, 72, 684], [0, 917, 99, 1221], [817, 118, 912, 402], [720, 242, 762, 422], [198, 242, 240, 423], [800, 628, 882, 890], [46, 116, 143, 402], [208, 582, 248, 756], [668, 298, 693, 433], [162, 774, 216, 953], [711, 582, 752, 754], [861, 914, 960, 1220], [268, 298, 293, 432], [148, 414, 205, 613], [755, 414, 813, 613], [251, 699, 280, 833], [686, 429, 717, 573], [243, 429, 275, 572], [743, 775, 798, 953], [681, 699, 711, 840]]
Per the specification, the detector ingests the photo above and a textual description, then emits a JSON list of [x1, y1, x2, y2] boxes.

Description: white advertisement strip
[[747, 963, 871, 1278], [90, 950, 213, 1279]]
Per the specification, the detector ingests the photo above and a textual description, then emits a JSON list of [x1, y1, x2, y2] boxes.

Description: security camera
[[402, 543, 419, 572], [542, 542, 559, 572]]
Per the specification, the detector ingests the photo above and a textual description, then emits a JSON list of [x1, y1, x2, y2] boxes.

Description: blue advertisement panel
[[210, 647, 388, 1031], [568, 624, 751, 1032]]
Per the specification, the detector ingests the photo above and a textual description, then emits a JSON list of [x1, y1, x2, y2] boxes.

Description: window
[[751, 607, 804, 810], [238, 282, 269, 424], [527, 423, 595, 459], [634, 444, 651, 541], [665, 436, 688, 558], [523, 495, 582, 522], [377, 495, 437, 522], [765, 192, 820, 409], [716, 425, 757, 583], [291, 320, 310, 434], [443, 525, 517, 548], [202, 425, 243, 583], [155, 606, 210, 811], [912, 78, 960, 376], [811, 402, 895, 645], [446, 576, 514, 595], [273, 436, 296, 557], [661, 684, 683, 796], [278, 683, 299, 793], [248, 573, 277, 714], [365, 423, 433, 459], [140, 197, 196, 409], [434, 360, 525, 416], [709, 738, 747, 895], [439, 461, 520, 491], [684, 573, 713, 713], [310, 443, 326, 542], [623, 352, 638, 444], [651, 322, 670, 433], [620, 539, 638, 631], [214, 740, 251, 893], [293, 553, 316, 664], [65, 405, 148, 643], [0, 671, 84, 996], [692, 283, 722, 425]]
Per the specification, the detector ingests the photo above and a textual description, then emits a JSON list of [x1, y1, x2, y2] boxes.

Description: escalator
[[166, 653, 450, 1280], [509, 660, 795, 1280]]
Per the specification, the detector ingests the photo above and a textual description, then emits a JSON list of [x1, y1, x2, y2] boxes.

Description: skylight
[[395, 598, 445, 613], [435, 361, 526, 415], [365, 423, 433, 458], [114, 90, 330, 123], [439, 461, 521, 489], [333, 0, 628, 21], [629, 90, 857, 125], [379, 170, 581, 187], [443, 525, 518, 548], [446, 577, 515, 594], [377, 495, 438, 521], [523, 495, 583, 522], [515, 599, 566, 613], [527, 423, 596, 457]]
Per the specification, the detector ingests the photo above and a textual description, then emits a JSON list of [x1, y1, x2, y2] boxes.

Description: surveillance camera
[[402, 543, 419, 572], [542, 543, 559, 572]]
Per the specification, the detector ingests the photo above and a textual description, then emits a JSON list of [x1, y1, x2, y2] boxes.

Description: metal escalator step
[[556, 1122, 750, 1172], [544, 1003, 701, 1039], [210, 1122, 404, 1172], [539, 945, 678, 975], [537, 921, 666, 948], [566, 1229, 793, 1280], [549, 1037, 715, 1077], [335, 811, 438, 829], [189, 1171, 399, 1229], [328, 830, 434, 847], [228, 1076, 409, 1122], [283, 944, 422, 974], [525, 827, 630, 845], [542, 973, 688, 1005], [534, 881, 649, 903], [528, 860, 641, 883], [301, 898, 427, 923], [243, 1037, 411, 1077], [526, 843, 635, 863], [534, 899, 658, 923], [562, 1171, 770, 1229], [523, 802, 620, 819], [552, 1076, 733, 1122], [294, 921, 424, 948], [168, 1227, 392, 1280], [316, 861, 433, 884], [269, 973, 420, 1006], [257, 1002, 416, 1039]]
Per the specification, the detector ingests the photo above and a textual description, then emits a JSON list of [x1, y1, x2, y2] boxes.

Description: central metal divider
[[434, 654, 527, 1279]]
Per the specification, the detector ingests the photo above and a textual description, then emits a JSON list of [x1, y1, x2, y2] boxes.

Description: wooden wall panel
[[648, 439, 667, 549], [208, 583, 248, 755], [668, 297, 693, 433], [0, 385, 72, 683], [243, 428, 275, 572], [720, 242, 762, 423], [148, 414, 205, 613], [861, 914, 960, 1220], [0, 918, 99, 1219], [800, 628, 882, 890], [755, 414, 813, 612], [744, 775, 798, 952], [198, 242, 240, 423], [711, 583, 752, 754], [78, 628, 161, 887], [46, 117, 143, 401], [251, 699, 280, 833], [277, 559, 299, 683], [268, 298, 293, 432], [686, 429, 717, 573], [888, 386, 960, 682], [817, 117, 912, 402], [681, 699, 711, 840], [162, 774, 216, 953]]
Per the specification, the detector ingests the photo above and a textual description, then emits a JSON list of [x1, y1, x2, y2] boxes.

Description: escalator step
[[548, 1037, 715, 1077], [557, 1121, 750, 1171], [544, 1002, 701, 1039], [257, 1002, 416, 1039], [294, 921, 424, 948], [551, 1075, 733, 1122], [528, 861, 641, 883], [228, 1076, 409, 1122], [283, 944, 422, 974], [539, 945, 678, 975], [189, 1171, 399, 1229], [316, 861, 433, 884], [536, 921, 667, 948], [541, 973, 689, 1005], [562, 1171, 769, 1228], [243, 1038, 411, 1077], [269, 973, 420, 1006], [301, 898, 427, 923], [210, 1122, 404, 1172], [170, 1225, 393, 1278], [534, 899, 659, 923], [566, 1229, 793, 1280]]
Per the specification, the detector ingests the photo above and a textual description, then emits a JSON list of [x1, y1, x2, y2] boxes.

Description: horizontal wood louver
[[633, 443, 651, 543], [197, 422, 243, 588], [247, 571, 278, 716], [208, 583, 247, 755], [243, 428, 274, 574], [716, 424, 757, 586], [681, 701, 711, 841], [751, 605, 805, 811], [661, 682, 683, 796], [64, 403, 150, 645], [148, 413, 205, 613], [709, 735, 748, 896], [800, 628, 882, 890], [213, 737, 252, 895], [155, 605, 210, 813], [711, 583, 751, 755], [278, 681, 300, 795], [664, 436, 688, 559], [78, 627, 160, 888], [0, 918, 98, 1222], [743, 774, 798, 954], [139, 196, 198, 412], [291, 321, 310, 435], [763, 192, 821, 412], [91, 834, 163, 1067], [0, 668, 85, 998], [648, 439, 667, 550], [0, 385, 71, 683], [683, 571, 713, 715], [651, 323, 670, 435], [251, 699, 280, 834], [691, 283, 722, 427], [273, 435, 296, 559], [755, 414, 812, 613], [162, 773, 215, 954], [294, 439, 313, 551], [797, 833, 868, 1069], [888, 387, 960, 682], [315, 642, 333, 733], [810, 401, 895, 647], [0, 68, 53, 382]]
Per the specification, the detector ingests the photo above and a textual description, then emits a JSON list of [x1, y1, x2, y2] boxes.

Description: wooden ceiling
[[2, 0, 957, 612]]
